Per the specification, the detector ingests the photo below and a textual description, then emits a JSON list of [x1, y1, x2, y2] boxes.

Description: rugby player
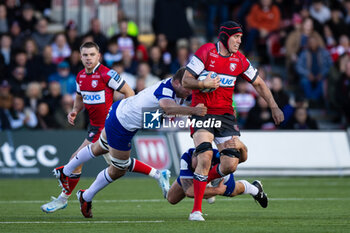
[[182, 21, 284, 220]]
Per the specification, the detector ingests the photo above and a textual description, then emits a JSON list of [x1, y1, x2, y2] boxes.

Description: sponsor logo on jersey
[[80, 75, 86, 78], [230, 63, 237, 72], [218, 74, 236, 87], [81, 90, 105, 104], [91, 80, 98, 88], [134, 136, 171, 169], [92, 75, 100, 78]]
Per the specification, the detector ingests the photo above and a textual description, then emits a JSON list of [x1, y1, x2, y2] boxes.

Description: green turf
[[0, 177, 349, 233]]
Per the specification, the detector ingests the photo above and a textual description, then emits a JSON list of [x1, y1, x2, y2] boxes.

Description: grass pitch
[[0, 177, 349, 233]]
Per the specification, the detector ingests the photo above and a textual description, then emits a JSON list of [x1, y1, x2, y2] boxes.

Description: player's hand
[[271, 107, 284, 125], [193, 103, 207, 116], [224, 136, 242, 150], [203, 72, 220, 89], [67, 111, 77, 125], [215, 179, 227, 195]]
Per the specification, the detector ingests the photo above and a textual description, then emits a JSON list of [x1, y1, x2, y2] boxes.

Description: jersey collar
[[86, 62, 101, 75]]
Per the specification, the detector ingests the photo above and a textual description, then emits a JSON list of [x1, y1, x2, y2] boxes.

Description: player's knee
[[220, 160, 238, 174], [167, 194, 180, 205], [110, 157, 131, 170], [185, 190, 194, 198], [195, 142, 212, 156]]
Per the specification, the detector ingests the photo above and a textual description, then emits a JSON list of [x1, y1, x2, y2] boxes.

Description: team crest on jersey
[[230, 63, 237, 72], [91, 80, 98, 88]]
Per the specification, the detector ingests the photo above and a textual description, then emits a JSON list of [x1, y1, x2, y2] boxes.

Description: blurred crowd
[[0, 0, 350, 131]]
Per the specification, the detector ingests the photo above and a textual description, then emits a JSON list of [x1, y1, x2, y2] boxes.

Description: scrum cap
[[218, 21, 243, 51]]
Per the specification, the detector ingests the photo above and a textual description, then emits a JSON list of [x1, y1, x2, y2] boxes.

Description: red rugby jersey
[[186, 42, 258, 115], [76, 63, 125, 127]]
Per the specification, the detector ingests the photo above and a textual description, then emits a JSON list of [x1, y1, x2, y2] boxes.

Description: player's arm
[[159, 98, 207, 116], [117, 82, 135, 98], [182, 70, 220, 90], [180, 178, 226, 198], [251, 75, 284, 125], [68, 94, 84, 125]]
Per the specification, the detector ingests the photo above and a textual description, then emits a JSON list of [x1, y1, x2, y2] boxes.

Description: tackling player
[[182, 21, 284, 221], [73, 67, 207, 218], [41, 42, 163, 213], [167, 138, 268, 209]]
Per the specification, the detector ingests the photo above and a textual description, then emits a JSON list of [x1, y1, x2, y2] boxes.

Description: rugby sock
[[129, 159, 160, 179], [63, 144, 96, 176], [83, 168, 113, 202], [238, 180, 259, 196], [192, 173, 208, 213], [207, 164, 224, 182], [57, 192, 69, 203], [63, 174, 81, 196]]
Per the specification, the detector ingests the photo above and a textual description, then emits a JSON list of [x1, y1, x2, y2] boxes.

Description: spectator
[[121, 49, 138, 75], [31, 17, 54, 53], [7, 95, 38, 130], [344, 0, 350, 25], [0, 80, 13, 110], [152, 0, 193, 51], [309, 0, 331, 25], [51, 33, 71, 64], [245, 96, 276, 130], [245, 0, 281, 63], [25, 82, 42, 112], [54, 94, 85, 129], [67, 49, 83, 76], [189, 37, 202, 60], [285, 17, 325, 85], [9, 20, 24, 49], [148, 45, 169, 79], [36, 101, 58, 129], [234, 80, 256, 127], [325, 7, 349, 41], [1, 33, 11, 66], [103, 39, 122, 67], [135, 62, 160, 93], [85, 18, 108, 53], [270, 74, 290, 111], [43, 81, 62, 115], [204, 0, 230, 42], [23, 38, 39, 61], [48, 61, 76, 95], [65, 20, 80, 51], [18, 3, 37, 35], [330, 35, 350, 63], [170, 45, 189, 74], [28, 45, 56, 88], [155, 33, 172, 65], [5, 0, 20, 25], [110, 18, 138, 57], [296, 35, 333, 104], [285, 107, 318, 129], [9, 66, 28, 97], [111, 61, 137, 90], [0, 4, 9, 33]]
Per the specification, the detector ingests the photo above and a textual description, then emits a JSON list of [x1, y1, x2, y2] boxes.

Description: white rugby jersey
[[116, 78, 189, 131]]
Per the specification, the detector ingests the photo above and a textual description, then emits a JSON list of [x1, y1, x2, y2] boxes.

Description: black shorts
[[86, 124, 103, 143], [190, 114, 241, 138]]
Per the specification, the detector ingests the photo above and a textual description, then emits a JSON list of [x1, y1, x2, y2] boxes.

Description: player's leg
[[189, 130, 214, 221], [128, 158, 171, 198], [78, 148, 130, 218], [40, 139, 92, 213], [167, 179, 186, 205]]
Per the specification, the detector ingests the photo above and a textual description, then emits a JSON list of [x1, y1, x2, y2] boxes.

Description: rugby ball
[[197, 71, 218, 93]]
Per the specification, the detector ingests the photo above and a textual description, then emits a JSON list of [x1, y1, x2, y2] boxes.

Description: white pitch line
[[0, 197, 349, 204], [0, 220, 164, 224]]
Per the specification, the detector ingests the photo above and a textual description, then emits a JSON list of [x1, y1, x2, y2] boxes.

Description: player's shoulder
[[197, 43, 216, 54], [235, 50, 248, 61], [77, 69, 85, 76], [96, 64, 110, 74]]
